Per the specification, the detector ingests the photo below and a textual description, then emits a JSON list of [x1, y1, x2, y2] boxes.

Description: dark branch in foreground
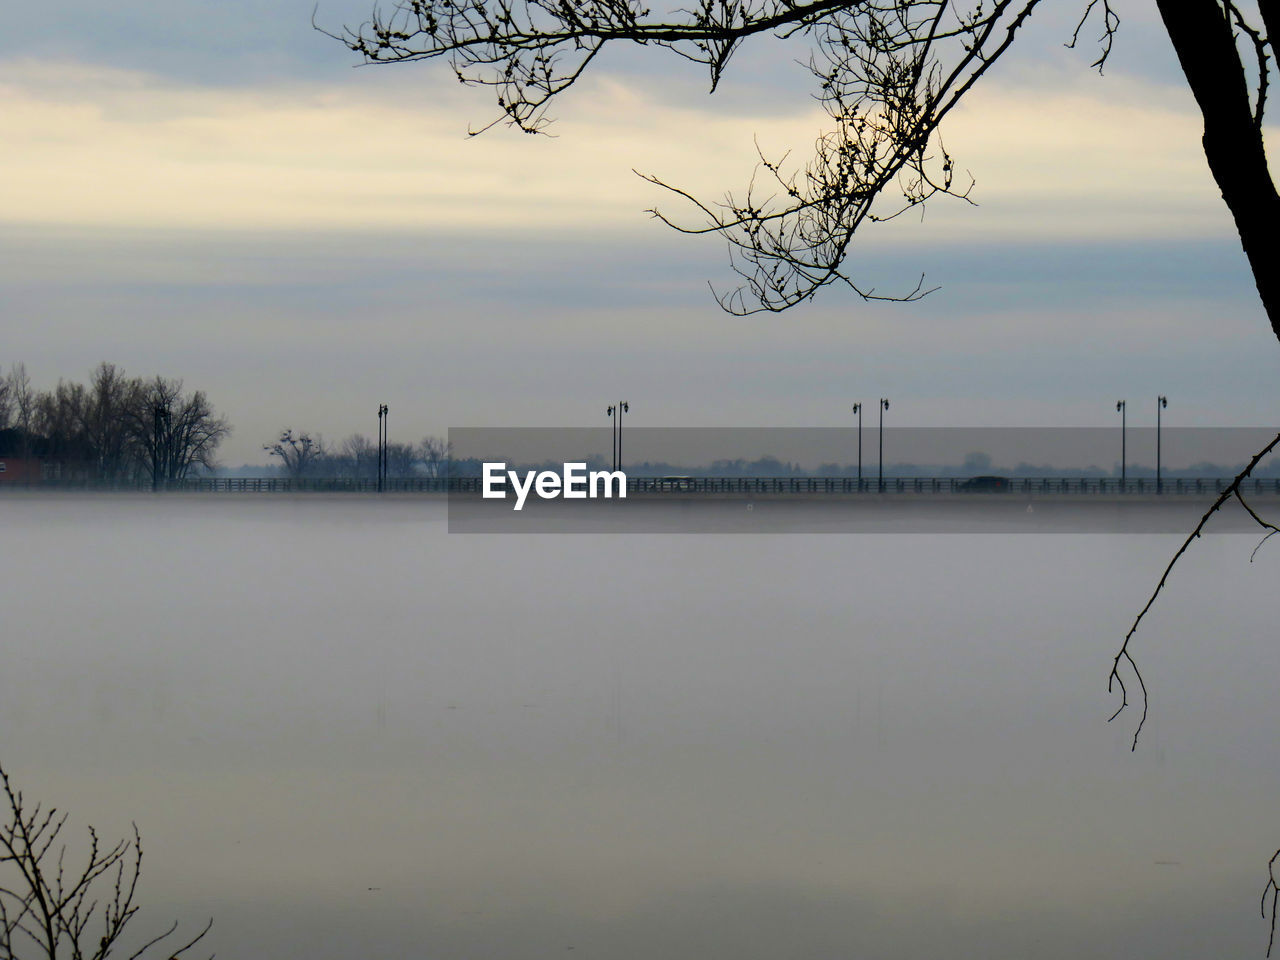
[[1109, 431, 1280, 751], [327, 0, 1061, 313], [1265, 849, 1280, 957], [1, 760, 213, 960]]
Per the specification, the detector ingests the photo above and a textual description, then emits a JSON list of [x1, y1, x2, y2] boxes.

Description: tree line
[[0, 362, 231, 484], [264, 429, 450, 479]]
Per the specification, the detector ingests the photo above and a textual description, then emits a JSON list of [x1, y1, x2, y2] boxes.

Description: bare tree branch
[[1109, 430, 1280, 751], [1263, 848, 1280, 956], [1065, 0, 1119, 70], [264, 428, 327, 479], [1, 761, 212, 960]]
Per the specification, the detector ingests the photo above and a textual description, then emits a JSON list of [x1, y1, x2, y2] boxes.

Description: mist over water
[[3, 494, 1279, 958]]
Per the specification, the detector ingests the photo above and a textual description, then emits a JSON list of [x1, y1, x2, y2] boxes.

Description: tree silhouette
[[264, 428, 327, 478], [127, 378, 232, 486], [1, 761, 212, 960]]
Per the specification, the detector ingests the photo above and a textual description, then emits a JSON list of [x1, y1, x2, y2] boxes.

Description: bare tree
[[419, 436, 452, 478], [339, 433, 378, 478], [0, 365, 231, 485], [32, 366, 141, 483], [125, 378, 231, 486], [264, 429, 327, 479], [1, 760, 212, 960], [81, 364, 143, 483], [325, 435, 422, 479], [33, 381, 96, 481], [0, 369, 11, 432], [7, 364, 36, 461], [386, 442, 418, 478]]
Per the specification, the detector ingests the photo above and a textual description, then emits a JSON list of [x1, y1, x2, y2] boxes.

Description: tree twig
[[1110, 430, 1280, 750], [1, 760, 212, 960]]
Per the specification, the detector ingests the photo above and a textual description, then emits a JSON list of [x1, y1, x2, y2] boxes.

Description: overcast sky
[[3, 1, 1278, 464]]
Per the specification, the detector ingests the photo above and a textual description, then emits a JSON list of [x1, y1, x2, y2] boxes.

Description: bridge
[[11, 475, 1277, 496]]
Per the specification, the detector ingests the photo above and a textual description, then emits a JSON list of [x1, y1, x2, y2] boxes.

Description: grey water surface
[[2, 494, 1279, 959]]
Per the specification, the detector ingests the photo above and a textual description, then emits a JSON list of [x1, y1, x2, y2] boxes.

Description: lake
[[2, 494, 1278, 958]]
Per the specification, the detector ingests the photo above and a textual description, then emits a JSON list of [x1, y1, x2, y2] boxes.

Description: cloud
[[0, 59, 812, 231], [0, 57, 1254, 242], [928, 76, 1237, 239]]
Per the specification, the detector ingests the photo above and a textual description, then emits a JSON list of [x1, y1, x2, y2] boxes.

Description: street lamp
[[617, 401, 629, 472], [852, 402, 863, 489], [1116, 400, 1126, 490], [606, 405, 615, 471], [377, 403, 388, 492], [878, 398, 889, 492], [606, 402, 629, 471], [1157, 395, 1168, 494]]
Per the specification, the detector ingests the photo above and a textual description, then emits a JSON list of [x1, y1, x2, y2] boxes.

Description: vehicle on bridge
[[957, 475, 1011, 492]]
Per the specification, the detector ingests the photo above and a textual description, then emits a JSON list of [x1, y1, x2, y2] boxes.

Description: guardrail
[[7, 476, 1280, 495], [630, 476, 1280, 496]]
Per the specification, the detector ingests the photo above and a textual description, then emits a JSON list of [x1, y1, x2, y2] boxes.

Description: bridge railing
[[157, 475, 1280, 496], [8, 476, 1280, 495], [623, 476, 1280, 496]]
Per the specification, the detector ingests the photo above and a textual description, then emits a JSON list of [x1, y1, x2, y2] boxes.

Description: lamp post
[[1157, 395, 1168, 494], [606, 405, 615, 471], [377, 403, 388, 492], [878, 398, 889, 492], [852, 402, 863, 489], [1116, 400, 1126, 490], [617, 401, 629, 472], [606, 403, 628, 471]]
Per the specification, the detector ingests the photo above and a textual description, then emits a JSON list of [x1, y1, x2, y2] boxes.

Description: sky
[[2, 1, 1279, 465]]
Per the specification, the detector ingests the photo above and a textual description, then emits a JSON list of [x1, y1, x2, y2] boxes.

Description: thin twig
[[1, 760, 213, 960], [1110, 431, 1280, 750], [1264, 849, 1280, 956]]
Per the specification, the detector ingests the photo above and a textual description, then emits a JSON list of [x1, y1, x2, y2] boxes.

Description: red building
[[0, 457, 43, 483]]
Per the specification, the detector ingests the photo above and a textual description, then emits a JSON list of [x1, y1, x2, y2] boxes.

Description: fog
[[3, 495, 1279, 958]]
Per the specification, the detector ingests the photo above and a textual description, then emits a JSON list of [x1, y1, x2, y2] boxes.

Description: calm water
[[3, 494, 1279, 958]]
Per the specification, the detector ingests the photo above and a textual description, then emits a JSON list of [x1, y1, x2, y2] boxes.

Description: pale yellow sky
[[0, 58, 1241, 241]]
